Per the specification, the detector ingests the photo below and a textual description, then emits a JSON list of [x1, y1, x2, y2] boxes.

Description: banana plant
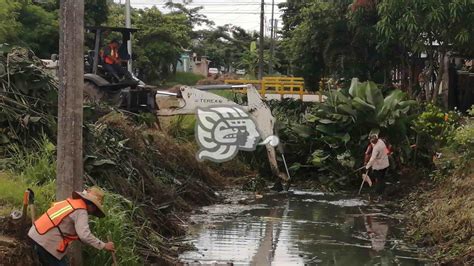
[[277, 78, 418, 184]]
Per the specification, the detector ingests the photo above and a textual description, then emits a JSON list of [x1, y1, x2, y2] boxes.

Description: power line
[[130, 1, 286, 4]]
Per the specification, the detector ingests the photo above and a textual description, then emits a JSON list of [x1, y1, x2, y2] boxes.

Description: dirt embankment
[[401, 168, 473, 264], [0, 216, 38, 265]]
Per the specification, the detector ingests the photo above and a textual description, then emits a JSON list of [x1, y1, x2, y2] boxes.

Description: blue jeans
[[33, 243, 68, 266]]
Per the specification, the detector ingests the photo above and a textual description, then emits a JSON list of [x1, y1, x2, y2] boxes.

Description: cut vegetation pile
[[0, 46, 233, 265]]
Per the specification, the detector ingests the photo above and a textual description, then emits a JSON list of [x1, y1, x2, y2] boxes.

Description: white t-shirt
[[366, 139, 390, 170]]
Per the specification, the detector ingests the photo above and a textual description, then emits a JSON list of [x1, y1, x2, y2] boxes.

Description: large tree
[[134, 7, 193, 81], [280, 0, 396, 89], [281, 0, 363, 89], [377, 0, 474, 103], [192, 25, 257, 72], [0, 0, 109, 58], [0, 1, 22, 43]]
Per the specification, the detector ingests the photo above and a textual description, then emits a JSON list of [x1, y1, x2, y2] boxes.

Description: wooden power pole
[[58, 0, 84, 264], [125, 0, 133, 72], [258, 0, 265, 80], [269, 0, 275, 75]]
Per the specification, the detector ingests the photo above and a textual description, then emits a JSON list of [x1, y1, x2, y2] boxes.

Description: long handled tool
[[358, 170, 372, 195], [21, 190, 29, 222], [353, 165, 366, 173], [358, 178, 366, 195], [108, 235, 118, 266], [276, 140, 292, 191], [27, 188, 36, 223]]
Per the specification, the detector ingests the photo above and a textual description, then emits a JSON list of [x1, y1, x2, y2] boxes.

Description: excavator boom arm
[[155, 84, 287, 183]]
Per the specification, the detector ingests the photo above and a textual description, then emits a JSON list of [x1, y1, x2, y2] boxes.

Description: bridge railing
[[225, 77, 306, 100]]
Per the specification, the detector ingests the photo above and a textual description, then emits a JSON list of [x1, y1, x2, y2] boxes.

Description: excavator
[[155, 84, 290, 188], [42, 26, 290, 188]]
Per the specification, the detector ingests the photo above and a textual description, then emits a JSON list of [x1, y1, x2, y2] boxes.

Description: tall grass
[[0, 136, 56, 215], [0, 172, 55, 216], [84, 193, 154, 265], [4, 135, 56, 185]]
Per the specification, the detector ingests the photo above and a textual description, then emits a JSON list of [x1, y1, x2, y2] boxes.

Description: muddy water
[[179, 190, 429, 265]]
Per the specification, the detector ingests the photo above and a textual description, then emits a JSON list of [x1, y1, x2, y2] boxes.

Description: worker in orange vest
[[102, 39, 128, 82], [28, 187, 114, 265]]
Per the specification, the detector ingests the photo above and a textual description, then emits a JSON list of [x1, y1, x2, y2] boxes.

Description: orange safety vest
[[103, 44, 119, 65], [33, 198, 87, 253]]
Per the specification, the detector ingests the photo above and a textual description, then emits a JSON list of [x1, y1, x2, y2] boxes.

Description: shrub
[[430, 118, 474, 181], [412, 104, 463, 148]]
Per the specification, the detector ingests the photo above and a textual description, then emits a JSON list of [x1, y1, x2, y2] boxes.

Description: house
[[175, 52, 211, 77], [191, 54, 211, 77]]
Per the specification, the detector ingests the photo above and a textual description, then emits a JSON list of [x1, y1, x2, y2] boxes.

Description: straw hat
[[72, 186, 106, 218]]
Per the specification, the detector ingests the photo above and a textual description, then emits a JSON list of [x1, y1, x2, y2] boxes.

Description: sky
[[114, 0, 286, 33]]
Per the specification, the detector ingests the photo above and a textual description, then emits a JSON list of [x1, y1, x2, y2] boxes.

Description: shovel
[[27, 188, 36, 223]]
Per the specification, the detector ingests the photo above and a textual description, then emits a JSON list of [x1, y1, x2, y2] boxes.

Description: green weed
[[84, 193, 149, 266], [5, 135, 56, 185], [0, 172, 55, 216]]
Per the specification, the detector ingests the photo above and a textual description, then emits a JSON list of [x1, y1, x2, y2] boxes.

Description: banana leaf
[[352, 96, 376, 111], [364, 81, 384, 111]]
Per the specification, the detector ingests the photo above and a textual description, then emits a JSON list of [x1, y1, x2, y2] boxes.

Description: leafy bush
[[451, 120, 474, 171], [273, 78, 418, 185], [429, 117, 473, 182], [412, 104, 463, 147]]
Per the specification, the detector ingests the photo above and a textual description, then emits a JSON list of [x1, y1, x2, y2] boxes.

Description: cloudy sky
[[114, 0, 286, 33]]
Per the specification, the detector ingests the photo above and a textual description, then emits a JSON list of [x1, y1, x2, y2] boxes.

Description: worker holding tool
[[365, 132, 390, 194], [28, 186, 115, 266]]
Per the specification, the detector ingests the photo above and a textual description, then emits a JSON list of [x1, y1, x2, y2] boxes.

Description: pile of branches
[[0, 46, 58, 156]]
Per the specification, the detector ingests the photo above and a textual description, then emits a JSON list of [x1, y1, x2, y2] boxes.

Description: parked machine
[[83, 26, 155, 112]]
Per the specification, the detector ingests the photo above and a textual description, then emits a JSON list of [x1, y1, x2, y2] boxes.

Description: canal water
[[179, 189, 430, 265]]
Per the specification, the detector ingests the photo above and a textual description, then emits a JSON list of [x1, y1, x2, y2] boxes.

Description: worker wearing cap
[[28, 187, 115, 266], [365, 133, 390, 194]]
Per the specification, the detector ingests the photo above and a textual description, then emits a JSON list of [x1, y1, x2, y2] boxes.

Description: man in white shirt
[[365, 133, 390, 194]]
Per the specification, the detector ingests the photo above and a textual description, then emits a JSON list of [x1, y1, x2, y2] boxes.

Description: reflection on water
[[180, 190, 429, 265]]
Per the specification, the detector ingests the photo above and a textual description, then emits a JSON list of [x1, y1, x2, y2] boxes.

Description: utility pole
[[58, 0, 84, 265], [125, 0, 132, 72], [269, 0, 275, 75], [258, 0, 265, 80]]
